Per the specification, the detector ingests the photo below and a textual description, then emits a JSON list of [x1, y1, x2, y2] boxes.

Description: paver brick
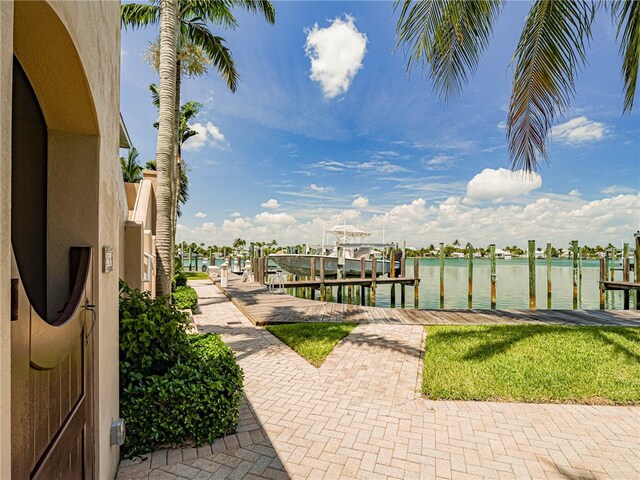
[[117, 281, 640, 480]]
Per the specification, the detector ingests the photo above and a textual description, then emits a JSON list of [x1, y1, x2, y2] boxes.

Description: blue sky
[[120, 1, 639, 248]]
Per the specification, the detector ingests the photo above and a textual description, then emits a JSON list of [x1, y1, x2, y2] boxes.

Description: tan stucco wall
[[49, 2, 123, 478], [0, 1, 123, 479], [0, 4, 14, 479]]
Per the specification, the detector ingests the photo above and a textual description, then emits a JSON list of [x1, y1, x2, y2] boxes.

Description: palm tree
[[120, 147, 143, 183], [150, 84, 200, 219], [145, 158, 189, 217], [395, 1, 639, 172], [153, 0, 179, 296], [122, 0, 275, 292]]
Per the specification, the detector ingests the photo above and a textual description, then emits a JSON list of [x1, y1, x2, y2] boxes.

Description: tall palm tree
[[122, 0, 275, 291], [150, 83, 200, 219], [153, 0, 179, 296], [395, 1, 639, 172], [145, 159, 190, 217], [120, 147, 143, 183]]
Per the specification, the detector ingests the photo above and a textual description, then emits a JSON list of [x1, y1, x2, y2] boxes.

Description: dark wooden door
[[10, 57, 94, 480]]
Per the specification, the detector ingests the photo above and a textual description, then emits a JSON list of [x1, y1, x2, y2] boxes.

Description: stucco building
[[1, 1, 124, 478]]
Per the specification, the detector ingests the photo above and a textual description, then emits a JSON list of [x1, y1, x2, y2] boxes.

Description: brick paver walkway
[[117, 281, 640, 480]]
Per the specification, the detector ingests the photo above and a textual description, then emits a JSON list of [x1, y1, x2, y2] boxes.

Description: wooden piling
[[439, 242, 445, 309], [528, 240, 536, 309], [610, 247, 616, 281], [390, 248, 395, 278], [635, 234, 640, 309], [572, 240, 579, 309], [623, 257, 630, 309], [371, 256, 377, 306], [319, 257, 325, 302], [414, 257, 420, 309], [467, 244, 473, 309], [188, 248, 192, 271], [400, 256, 406, 308], [360, 257, 366, 305], [310, 257, 316, 280], [490, 244, 496, 309], [599, 257, 606, 309], [546, 243, 552, 309]]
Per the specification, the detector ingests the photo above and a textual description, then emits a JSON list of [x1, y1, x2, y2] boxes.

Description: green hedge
[[119, 282, 243, 456], [174, 272, 188, 288], [172, 285, 198, 311]]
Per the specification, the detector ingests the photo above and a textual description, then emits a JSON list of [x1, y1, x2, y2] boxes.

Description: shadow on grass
[[426, 324, 640, 363]]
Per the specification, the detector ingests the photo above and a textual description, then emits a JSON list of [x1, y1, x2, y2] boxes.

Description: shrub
[[174, 272, 188, 288], [172, 285, 198, 311], [119, 282, 243, 457]]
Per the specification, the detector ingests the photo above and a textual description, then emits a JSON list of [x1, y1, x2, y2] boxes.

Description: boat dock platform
[[213, 274, 640, 327]]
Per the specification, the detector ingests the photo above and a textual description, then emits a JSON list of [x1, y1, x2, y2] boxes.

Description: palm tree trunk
[[154, 0, 178, 297], [171, 58, 182, 282]]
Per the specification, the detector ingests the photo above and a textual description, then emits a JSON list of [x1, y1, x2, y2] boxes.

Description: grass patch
[[422, 325, 640, 404], [266, 322, 358, 367], [183, 271, 210, 280]]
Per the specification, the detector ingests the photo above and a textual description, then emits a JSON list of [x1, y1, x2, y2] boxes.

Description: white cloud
[[550, 116, 607, 144], [352, 196, 369, 208], [601, 185, 637, 195], [183, 121, 225, 151], [355, 160, 406, 174], [304, 15, 367, 98], [309, 183, 329, 193], [496, 120, 506, 130], [199, 222, 216, 231], [260, 198, 280, 209], [255, 212, 297, 225], [568, 189, 581, 197], [424, 155, 454, 170], [230, 211, 241, 218], [175, 193, 639, 248], [195, 212, 207, 218], [465, 168, 542, 203]]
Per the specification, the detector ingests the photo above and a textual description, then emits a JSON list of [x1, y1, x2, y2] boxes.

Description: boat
[[270, 225, 394, 277]]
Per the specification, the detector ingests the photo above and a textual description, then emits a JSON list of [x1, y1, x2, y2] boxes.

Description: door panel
[[11, 248, 93, 480]]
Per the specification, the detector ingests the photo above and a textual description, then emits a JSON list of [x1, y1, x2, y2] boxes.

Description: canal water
[[291, 258, 633, 310]]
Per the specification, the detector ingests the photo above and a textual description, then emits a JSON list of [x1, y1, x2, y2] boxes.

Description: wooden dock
[[215, 275, 640, 327]]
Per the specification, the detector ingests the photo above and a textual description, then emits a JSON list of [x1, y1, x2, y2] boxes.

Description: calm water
[[290, 258, 634, 310]]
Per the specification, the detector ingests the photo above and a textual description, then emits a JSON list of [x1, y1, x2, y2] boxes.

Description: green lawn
[[266, 323, 358, 367], [183, 271, 210, 280], [423, 325, 640, 404]]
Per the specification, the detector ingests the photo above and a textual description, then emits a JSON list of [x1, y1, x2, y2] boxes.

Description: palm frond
[[180, 0, 238, 29], [395, 0, 502, 103], [611, 0, 640, 112], [184, 19, 239, 91], [149, 83, 160, 109], [179, 100, 203, 143], [507, 0, 597, 172], [228, 0, 276, 25], [121, 3, 160, 30]]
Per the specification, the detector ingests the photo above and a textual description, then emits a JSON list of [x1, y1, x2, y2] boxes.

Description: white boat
[[270, 225, 393, 277]]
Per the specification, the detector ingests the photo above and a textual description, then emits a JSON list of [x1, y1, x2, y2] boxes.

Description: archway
[[10, 2, 100, 479]]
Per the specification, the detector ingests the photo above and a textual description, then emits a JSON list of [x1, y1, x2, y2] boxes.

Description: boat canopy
[[326, 225, 371, 239]]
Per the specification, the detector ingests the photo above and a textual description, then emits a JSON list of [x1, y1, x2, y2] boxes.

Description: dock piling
[[319, 257, 325, 302], [439, 243, 445, 309], [528, 240, 536, 309], [414, 257, 420, 308], [490, 244, 496, 309], [572, 240, 579, 309], [599, 257, 606, 309], [468, 243, 473, 309], [546, 242, 552, 309], [371, 256, 377, 306]]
